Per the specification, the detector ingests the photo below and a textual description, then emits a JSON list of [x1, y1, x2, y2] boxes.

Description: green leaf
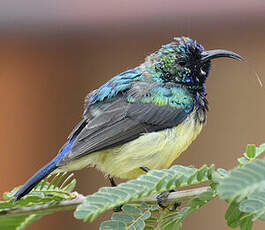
[[111, 213, 134, 224], [240, 199, 264, 213], [207, 164, 215, 180], [100, 220, 126, 230], [225, 200, 245, 228], [246, 145, 256, 159], [238, 157, 249, 166], [217, 168, 229, 177], [122, 205, 142, 216], [239, 191, 265, 221], [217, 158, 265, 202], [101, 204, 152, 230], [239, 216, 253, 230], [197, 165, 207, 181], [255, 143, 265, 158], [134, 218, 145, 230]]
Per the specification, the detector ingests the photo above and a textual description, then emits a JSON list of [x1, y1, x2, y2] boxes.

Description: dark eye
[[200, 64, 208, 75], [178, 61, 186, 67]]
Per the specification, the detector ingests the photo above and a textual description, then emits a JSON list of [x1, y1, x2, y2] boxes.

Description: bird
[[14, 36, 244, 202]]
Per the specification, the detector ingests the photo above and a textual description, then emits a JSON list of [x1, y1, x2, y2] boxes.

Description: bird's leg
[[108, 175, 117, 187], [108, 175, 122, 212], [139, 168, 181, 211], [156, 189, 181, 211]]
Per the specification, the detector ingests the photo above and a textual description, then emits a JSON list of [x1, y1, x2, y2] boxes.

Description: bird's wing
[[57, 83, 194, 166], [83, 68, 143, 116]]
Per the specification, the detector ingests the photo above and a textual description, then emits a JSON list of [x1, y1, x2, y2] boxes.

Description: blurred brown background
[[0, 0, 265, 229]]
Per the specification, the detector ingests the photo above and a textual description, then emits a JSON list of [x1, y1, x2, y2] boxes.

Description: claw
[[156, 189, 181, 211], [113, 205, 123, 212], [156, 191, 170, 209], [170, 201, 181, 211]]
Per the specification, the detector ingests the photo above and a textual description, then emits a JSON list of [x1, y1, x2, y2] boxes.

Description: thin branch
[[0, 186, 211, 218], [135, 186, 211, 204], [0, 193, 86, 218]]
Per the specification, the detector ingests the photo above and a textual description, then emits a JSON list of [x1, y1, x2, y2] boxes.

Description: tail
[[14, 120, 87, 202], [14, 161, 57, 202]]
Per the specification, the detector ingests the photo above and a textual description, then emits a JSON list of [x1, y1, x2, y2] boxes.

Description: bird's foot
[[113, 205, 123, 212], [156, 191, 170, 209], [156, 190, 181, 211], [140, 168, 181, 211]]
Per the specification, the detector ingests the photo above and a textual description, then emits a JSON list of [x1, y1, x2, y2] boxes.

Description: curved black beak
[[201, 49, 245, 62]]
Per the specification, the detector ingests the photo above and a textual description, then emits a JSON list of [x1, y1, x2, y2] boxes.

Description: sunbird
[[14, 37, 244, 201]]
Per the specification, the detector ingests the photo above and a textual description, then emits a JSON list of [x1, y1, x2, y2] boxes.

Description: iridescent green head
[[144, 37, 244, 91]]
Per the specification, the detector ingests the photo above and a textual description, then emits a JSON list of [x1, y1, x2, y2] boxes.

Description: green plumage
[[129, 86, 193, 112]]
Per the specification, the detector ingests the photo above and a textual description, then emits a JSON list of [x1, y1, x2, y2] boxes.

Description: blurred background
[[0, 0, 265, 229]]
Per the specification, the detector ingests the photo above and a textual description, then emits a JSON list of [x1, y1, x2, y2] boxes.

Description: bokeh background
[[0, 1, 265, 229]]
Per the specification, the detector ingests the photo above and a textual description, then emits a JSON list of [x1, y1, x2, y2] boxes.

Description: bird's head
[[144, 37, 244, 92]]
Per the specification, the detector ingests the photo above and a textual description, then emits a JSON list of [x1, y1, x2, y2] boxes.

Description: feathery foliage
[[216, 144, 265, 230], [0, 173, 77, 229], [74, 164, 215, 222], [100, 189, 215, 230], [1, 143, 265, 229], [217, 158, 265, 202]]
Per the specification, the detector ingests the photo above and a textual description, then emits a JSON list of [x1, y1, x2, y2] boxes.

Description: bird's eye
[[200, 65, 208, 75], [178, 61, 186, 67]]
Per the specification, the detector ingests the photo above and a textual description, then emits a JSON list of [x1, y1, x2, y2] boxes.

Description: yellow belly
[[59, 111, 204, 179]]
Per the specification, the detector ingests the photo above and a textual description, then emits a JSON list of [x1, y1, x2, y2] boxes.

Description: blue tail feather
[[14, 138, 76, 202], [14, 121, 84, 202], [14, 161, 57, 202]]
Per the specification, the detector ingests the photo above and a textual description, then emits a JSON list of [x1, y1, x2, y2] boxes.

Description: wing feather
[[57, 83, 194, 166]]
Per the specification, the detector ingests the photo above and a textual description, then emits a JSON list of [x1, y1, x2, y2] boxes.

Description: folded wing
[[57, 83, 194, 166]]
